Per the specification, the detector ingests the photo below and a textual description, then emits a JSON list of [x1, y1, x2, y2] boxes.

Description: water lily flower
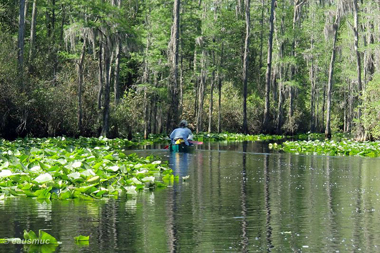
[[141, 176, 155, 183], [125, 186, 137, 194], [108, 166, 119, 172], [34, 173, 53, 183], [72, 161, 82, 168], [0, 170, 13, 178]]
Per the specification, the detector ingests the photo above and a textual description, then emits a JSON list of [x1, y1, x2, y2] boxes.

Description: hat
[[179, 120, 188, 127]]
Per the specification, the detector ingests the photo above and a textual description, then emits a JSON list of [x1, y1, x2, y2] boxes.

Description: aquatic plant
[[0, 229, 60, 253], [0, 229, 60, 245], [74, 235, 90, 246], [0, 137, 173, 200], [194, 133, 285, 142], [270, 140, 380, 157], [23, 230, 60, 245], [74, 235, 89, 242], [294, 132, 352, 141]]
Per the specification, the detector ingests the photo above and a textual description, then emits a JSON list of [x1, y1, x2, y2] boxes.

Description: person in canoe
[[170, 120, 194, 146]]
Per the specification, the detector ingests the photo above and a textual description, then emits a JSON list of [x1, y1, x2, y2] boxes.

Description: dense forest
[[0, 0, 379, 140]]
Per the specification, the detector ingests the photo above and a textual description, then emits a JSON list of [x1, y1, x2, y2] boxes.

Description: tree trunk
[[60, 4, 65, 44], [144, 88, 150, 139], [321, 80, 326, 132], [18, 0, 26, 87], [276, 77, 283, 134], [315, 87, 319, 132], [114, 37, 121, 105], [51, 0, 55, 37], [197, 72, 205, 133], [208, 74, 214, 133], [179, 19, 184, 116], [353, 0, 363, 137], [344, 88, 347, 132], [77, 40, 86, 135], [168, 0, 180, 131], [288, 0, 305, 134], [101, 40, 111, 137], [112, 1, 122, 106], [196, 48, 206, 133], [24, 0, 28, 19], [108, 51, 114, 86], [179, 53, 184, 117], [153, 72, 158, 134], [310, 58, 316, 132], [193, 48, 198, 125], [218, 42, 224, 133], [242, 0, 250, 134], [325, 15, 340, 139], [143, 29, 150, 139], [347, 82, 353, 132], [309, 1, 316, 133], [263, 0, 276, 133], [258, 0, 265, 85], [98, 43, 103, 111], [218, 74, 222, 133], [208, 49, 215, 133], [288, 85, 294, 132], [28, 0, 37, 62]]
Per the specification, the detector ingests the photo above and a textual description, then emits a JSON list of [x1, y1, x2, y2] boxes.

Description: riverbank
[[192, 132, 380, 158], [270, 139, 380, 157]]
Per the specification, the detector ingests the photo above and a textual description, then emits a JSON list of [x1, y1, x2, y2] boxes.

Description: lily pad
[[74, 235, 89, 242], [0, 137, 174, 201]]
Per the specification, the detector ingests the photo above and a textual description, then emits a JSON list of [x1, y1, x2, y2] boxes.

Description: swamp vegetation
[[0, 137, 174, 200], [1, 0, 380, 250], [1, 0, 380, 139], [271, 139, 380, 157]]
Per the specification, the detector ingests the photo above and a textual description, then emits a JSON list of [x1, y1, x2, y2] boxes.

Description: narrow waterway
[[1, 142, 380, 252]]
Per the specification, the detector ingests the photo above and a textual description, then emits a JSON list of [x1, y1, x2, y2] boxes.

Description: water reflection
[[169, 152, 191, 177], [1, 143, 380, 252], [240, 142, 248, 251], [264, 154, 273, 251]]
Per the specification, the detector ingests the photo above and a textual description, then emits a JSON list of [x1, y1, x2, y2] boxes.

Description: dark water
[[1, 142, 380, 252]]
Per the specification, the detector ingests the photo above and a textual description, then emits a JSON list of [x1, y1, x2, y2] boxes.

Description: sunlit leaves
[[0, 137, 172, 200], [272, 139, 380, 157], [194, 132, 285, 142]]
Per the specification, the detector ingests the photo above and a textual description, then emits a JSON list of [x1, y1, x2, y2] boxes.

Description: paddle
[[189, 140, 203, 145]]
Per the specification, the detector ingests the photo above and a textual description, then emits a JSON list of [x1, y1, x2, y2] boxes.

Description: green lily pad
[[74, 235, 89, 242], [67, 172, 81, 180], [0, 137, 174, 201]]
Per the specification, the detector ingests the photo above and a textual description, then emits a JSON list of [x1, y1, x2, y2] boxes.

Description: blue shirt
[[170, 127, 193, 145]]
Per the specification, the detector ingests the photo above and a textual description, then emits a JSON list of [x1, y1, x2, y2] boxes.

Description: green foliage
[[74, 235, 89, 242], [194, 132, 285, 142], [272, 139, 380, 157], [74, 235, 90, 246], [1, 229, 60, 252], [361, 74, 380, 139], [0, 137, 173, 200], [113, 91, 144, 137], [1, 0, 380, 138]]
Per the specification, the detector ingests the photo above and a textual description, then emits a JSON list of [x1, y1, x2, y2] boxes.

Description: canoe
[[169, 143, 193, 152]]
